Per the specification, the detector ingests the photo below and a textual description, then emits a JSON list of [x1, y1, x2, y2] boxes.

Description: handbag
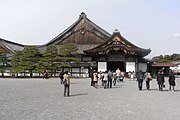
[[163, 82, 166, 88], [146, 73, 152, 81], [63, 79, 67, 85]]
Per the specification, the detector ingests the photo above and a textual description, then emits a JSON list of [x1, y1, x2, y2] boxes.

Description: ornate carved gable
[[84, 30, 151, 57]]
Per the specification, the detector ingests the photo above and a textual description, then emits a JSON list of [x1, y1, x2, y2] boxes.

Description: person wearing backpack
[[63, 71, 71, 97], [137, 70, 144, 90]]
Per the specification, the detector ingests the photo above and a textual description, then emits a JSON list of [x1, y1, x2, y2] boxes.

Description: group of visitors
[[59, 67, 176, 97], [100, 70, 113, 89], [136, 69, 176, 91], [136, 70, 152, 91], [91, 68, 126, 89], [128, 71, 136, 80]]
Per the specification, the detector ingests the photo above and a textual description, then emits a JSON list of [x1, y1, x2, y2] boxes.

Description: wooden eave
[[84, 32, 151, 57]]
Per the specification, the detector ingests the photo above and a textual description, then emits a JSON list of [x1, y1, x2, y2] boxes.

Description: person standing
[[102, 71, 108, 89], [93, 70, 98, 88], [108, 70, 113, 88], [59, 70, 64, 84], [128, 71, 131, 80], [144, 70, 152, 90], [90, 69, 94, 86], [99, 71, 104, 86], [120, 71, 125, 82], [116, 68, 121, 82], [168, 70, 176, 91], [63, 71, 71, 97], [43, 69, 49, 79], [157, 69, 165, 91], [137, 70, 144, 90]]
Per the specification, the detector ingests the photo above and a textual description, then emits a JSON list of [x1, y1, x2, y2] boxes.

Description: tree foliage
[[4, 43, 80, 77], [152, 53, 180, 63], [40, 45, 60, 76], [0, 53, 10, 76], [40, 44, 80, 76], [11, 50, 23, 74], [59, 43, 80, 63], [11, 46, 40, 77]]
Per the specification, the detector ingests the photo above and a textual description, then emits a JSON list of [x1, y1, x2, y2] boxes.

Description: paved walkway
[[0, 77, 180, 120]]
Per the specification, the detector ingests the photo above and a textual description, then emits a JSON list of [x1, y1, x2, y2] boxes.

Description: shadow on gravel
[[174, 90, 180, 92], [162, 89, 180, 92], [96, 85, 123, 89], [110, 86, 123, 89], [70, 93, 88, 97], [70, 82, 78, 84], [149, 88, 159, 91]]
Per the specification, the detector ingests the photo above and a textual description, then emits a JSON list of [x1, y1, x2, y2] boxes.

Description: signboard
[[139, 63, 147, 72], [98, 62, 107, 72], [108, 55, 125, 61], [126, 62, 135, 72]]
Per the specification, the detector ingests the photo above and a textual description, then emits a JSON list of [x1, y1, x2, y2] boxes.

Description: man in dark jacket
[[108, 70, 113, 88], [168, 69, 176, 91], [157, 69, 165, 91], [137, 70, 144, 90], [59, 70, 64, 84]]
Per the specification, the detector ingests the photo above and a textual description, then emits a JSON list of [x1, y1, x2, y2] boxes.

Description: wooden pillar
[[135, 58, 139, 73]]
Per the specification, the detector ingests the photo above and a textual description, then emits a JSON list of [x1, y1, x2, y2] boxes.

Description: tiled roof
[[84, 31, 151, 57], [152, 63, 177, 67], [0, 38, 24, 53], [43, 12, 111, 46]]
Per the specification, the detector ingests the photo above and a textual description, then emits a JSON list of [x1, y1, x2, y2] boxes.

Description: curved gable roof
[[44, 12, 111, 46], [84, 31, 151, 57]]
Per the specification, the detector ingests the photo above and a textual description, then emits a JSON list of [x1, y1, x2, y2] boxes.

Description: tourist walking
[[93, 70, 98, 88], [59, 70, 64, 84], [116, 68, 121, 82], [131, 71, 135, 81], [90, 68, 94, 86], [63, 71, 71, 97], [120, 71, 125, 82], [102, 71, 108, 89], [144, 70, 152, 90], [99, 71, 104, 86], [108, 70, 113, 88], [157, 69, 165, 91], [168, 70, 176, 91], [137, 70, 144, 90], [43, 69, 49, 79]]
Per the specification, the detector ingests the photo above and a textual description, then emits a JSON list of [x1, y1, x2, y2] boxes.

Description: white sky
[[0, 0, 180, 58]]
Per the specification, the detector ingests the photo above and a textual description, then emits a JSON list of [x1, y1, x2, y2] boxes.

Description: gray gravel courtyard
[[0, 77, 180, 120]]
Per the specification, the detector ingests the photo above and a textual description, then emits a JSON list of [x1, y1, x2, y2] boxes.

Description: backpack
[[139, 73, 144, 80]]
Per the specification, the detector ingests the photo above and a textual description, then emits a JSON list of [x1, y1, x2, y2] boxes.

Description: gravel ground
[[0, 77, 180, 120]]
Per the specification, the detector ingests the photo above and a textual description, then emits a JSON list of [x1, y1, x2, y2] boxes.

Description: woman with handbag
[[144, 70, 152, 91]]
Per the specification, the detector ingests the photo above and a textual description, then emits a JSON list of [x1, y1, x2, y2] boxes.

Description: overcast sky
[[0, 0, 179, 58]]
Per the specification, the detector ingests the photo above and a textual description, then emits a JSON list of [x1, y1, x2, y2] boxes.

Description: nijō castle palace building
[[0, 12, 151, 77]]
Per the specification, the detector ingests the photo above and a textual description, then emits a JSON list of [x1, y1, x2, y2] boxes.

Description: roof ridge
[[43, 12, 111, 46]]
